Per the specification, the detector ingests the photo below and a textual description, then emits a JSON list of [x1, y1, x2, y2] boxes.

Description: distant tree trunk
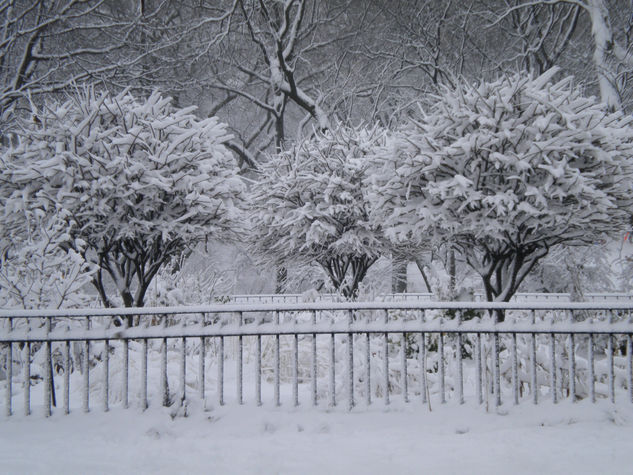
[[391, 252, 407, 293], [448, 249, 456, 298], [414, 258, 432, 293], [275, 266, 288, 294]]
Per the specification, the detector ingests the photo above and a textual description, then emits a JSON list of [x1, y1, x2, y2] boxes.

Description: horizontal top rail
[[2, 319, 633, 343], [2, 300, 633, 319]]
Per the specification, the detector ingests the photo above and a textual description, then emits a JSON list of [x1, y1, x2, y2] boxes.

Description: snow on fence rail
[[1, 301, 632, 417], [228, 292, 633, 304]]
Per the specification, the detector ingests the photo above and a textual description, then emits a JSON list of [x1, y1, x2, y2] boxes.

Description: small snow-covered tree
[[373, 68, 633, 316], [1, 87, 244, 309], [0, 209, 94, 309], [249, 127, 388, 298]]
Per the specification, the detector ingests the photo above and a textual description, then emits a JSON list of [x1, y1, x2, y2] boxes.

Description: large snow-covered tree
[[0, 87, 244, 309], [372, 68, 633, 314], [249, 126, 388, 298]]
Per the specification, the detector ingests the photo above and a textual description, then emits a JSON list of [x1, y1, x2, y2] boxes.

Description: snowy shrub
[[0, 87, 245, 309], [372, 68, 633, 314], [249, 126, 389, 298], [0, 209, 95, 309]]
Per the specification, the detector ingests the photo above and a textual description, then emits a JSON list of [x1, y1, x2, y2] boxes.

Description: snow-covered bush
[[0, 87, 245, 309], [249, 126, 389, 298], [0, 209, 95, 309], [372, 68, 633, 313]]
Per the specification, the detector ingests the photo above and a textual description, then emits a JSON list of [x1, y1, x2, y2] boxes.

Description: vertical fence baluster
[[23, 340, 30, 416], [218, 336, 224, 406], [161, 337, 169, 407], [384, 310, 389, 406], [366, 331, 371, 406], [329, 329, 336, 408], [199, 313, 206, 402], [43, 318, 53, 417], [103, 339, 109, 412], [420, 311, 427, 405], [512, 332, 518, 406], [531, 310, 538, 405], [293, 311, 299, 407], [256, 322, 262, 406], [180, 336, 187, 404], [141, 337, 148, 410], [475, 332, 482, 405], [274, 311, 281, 407], [609, 310, 615, 403], [494, 332, 501, 408], [550, 333, 557, 404], [82, 316, 90, 413], [63, 338, 70, 414], [347, 310, 354, 411], [122, 336, 129, 410], [439, 331, 446, 404], [5, 317, 12, 416], [568, 310, 575, 402], [588, 332, 595, 403], [312, 311, 317, 407], [402, 331, 408, 403], [608, 337, 615, 404], [627, 333, 632, 404], [457, 311, 463, 405], [237, 312, 243, 405]]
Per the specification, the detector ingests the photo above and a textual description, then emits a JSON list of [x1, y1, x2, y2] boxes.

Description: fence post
[[199, 313, 206, 402], [237, 311, 243, 406], [274, 311, 281, 407], [568, 310, 576, 402], [383, 309, 389, 406], [122, 316, 129, 410], [420, 311, 428, 406], [5, 317, 12, 417], [457, 311, 463, 405], [82, 316, 90, 413], [347, 309, 354, 411], [312, 310, 318, 407], [531, 310, 538, 405]]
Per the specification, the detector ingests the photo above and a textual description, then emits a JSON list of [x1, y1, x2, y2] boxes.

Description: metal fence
[[1, 301, 632, 417], [229, 292, 633, 303]]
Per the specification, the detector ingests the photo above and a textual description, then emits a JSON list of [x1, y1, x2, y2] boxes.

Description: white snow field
[[1, 399, 632, 475]]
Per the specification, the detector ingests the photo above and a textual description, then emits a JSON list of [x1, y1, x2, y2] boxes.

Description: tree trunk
[[275, 266, 287, 294], [391, 252, 407, 293]]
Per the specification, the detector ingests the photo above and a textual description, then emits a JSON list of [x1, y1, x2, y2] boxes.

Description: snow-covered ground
[[2, 399, 632, 474]]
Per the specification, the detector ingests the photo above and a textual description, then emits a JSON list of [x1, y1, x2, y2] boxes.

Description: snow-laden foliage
[[249, 127, 388, 298], [0, 87, 244, 308], [372, 68, 633, 311], [0, 209, 95, 309]]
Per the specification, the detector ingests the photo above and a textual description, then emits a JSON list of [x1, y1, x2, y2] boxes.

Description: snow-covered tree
[[0, 209, 95, 309], [249, 126, 388, 298], [0, 87, 244, 309], [372, 68, 633, 315]]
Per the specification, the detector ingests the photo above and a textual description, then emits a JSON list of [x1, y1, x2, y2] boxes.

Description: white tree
[[0, 209, 94, 309], [249, 126, 388, 298], [0, 87, 244, 310], [372, 68, 633, 315]]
